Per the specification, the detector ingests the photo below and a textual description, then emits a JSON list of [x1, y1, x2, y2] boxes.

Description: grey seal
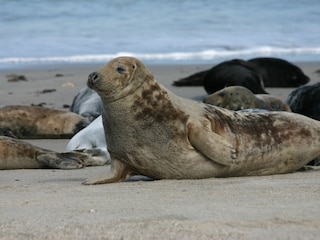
[[83, 57, 320, 184], [0, 105, 89, 139]]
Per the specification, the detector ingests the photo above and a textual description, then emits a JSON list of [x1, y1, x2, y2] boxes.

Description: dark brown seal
[[285, 82, 320, 121], [172, 57, 309, 88], [248, 57, 310, 87], [203, 59, 267, 94], [83, 56, 320, 184]]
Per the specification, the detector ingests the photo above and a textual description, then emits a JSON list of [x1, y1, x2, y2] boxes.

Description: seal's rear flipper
[[73, 148, 111, 166], [172, 70, 207, 86], [36, 152, 88, 169]]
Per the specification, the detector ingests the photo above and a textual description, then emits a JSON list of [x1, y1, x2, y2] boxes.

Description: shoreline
[[0, 58, 318, 70], [1, 60, 319, 110]]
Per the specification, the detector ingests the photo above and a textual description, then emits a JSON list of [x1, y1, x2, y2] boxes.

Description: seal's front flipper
[[36, 152, 87, 169], [188, 123, 236, 166], [82, 158, 132, 185]]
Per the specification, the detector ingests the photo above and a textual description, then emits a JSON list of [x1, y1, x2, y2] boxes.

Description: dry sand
[[0, 60, 320, 239]]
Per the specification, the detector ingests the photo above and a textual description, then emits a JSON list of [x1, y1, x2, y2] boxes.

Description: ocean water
[[1, 0, 320, 67]]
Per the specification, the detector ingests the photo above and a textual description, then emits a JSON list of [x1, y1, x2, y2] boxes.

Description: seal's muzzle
[[87, 72, 100, 88]]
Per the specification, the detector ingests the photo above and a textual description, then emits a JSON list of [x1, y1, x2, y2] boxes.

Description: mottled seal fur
[[66, 115, 110, 165], [285, 82, 320, 121], [0, 105, 89, 138], [0, 136, 88, 169], [70, 86, 102, 122], [203, 59, 267, 94], [203, 86, 291, 111], [83, 56, 320, 185]]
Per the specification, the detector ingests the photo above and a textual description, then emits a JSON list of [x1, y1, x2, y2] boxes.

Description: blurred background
[[1, 0, 319, 66]]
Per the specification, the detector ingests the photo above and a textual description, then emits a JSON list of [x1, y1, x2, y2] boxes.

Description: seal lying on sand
[[0, 136, 109, 170], [70, 86, 102, 122], [172, 57, 309, 88], [66, 115, 110, 166], [83, 56, 320, 185], [203, 86, 291, 111], [285, 82, 320, 121], [0, 105, 89, 139], [0, 136, 88, 169], [203, 59, 267, 94], [248, 57, 310, 87]]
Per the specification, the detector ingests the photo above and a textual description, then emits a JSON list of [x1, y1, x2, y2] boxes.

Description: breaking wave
[[1, 47, 320, 65]]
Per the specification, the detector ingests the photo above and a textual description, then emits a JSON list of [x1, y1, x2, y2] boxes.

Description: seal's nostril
[[89, 72, 99, 82], [87, 72, 100, 88]]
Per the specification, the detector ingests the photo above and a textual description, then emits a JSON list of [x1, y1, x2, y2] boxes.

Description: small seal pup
[[0, 136, 88, 169], [203, 86, 291, 111], [83, 56, 320, 185], [0, 105, 89, 139], [66, 115, 110, 165]]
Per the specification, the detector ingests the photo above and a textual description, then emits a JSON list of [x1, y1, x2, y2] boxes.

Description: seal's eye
[[116, 66, 125, 74]]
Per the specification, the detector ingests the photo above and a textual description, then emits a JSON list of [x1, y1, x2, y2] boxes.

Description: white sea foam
[[1, 47, 320, 65]]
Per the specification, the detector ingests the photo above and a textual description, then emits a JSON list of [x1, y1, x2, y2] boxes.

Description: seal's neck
[[131, 78, 189, 123]]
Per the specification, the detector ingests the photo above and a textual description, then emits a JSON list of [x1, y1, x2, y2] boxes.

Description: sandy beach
[[1, 60, 320, 239]]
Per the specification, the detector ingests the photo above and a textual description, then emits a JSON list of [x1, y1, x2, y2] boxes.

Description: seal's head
[[203, 86, 256, 110], [87, 57, 153, 102]]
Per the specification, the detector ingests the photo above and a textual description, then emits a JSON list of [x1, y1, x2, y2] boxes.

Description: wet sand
[[0, 60, 320, 239]]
